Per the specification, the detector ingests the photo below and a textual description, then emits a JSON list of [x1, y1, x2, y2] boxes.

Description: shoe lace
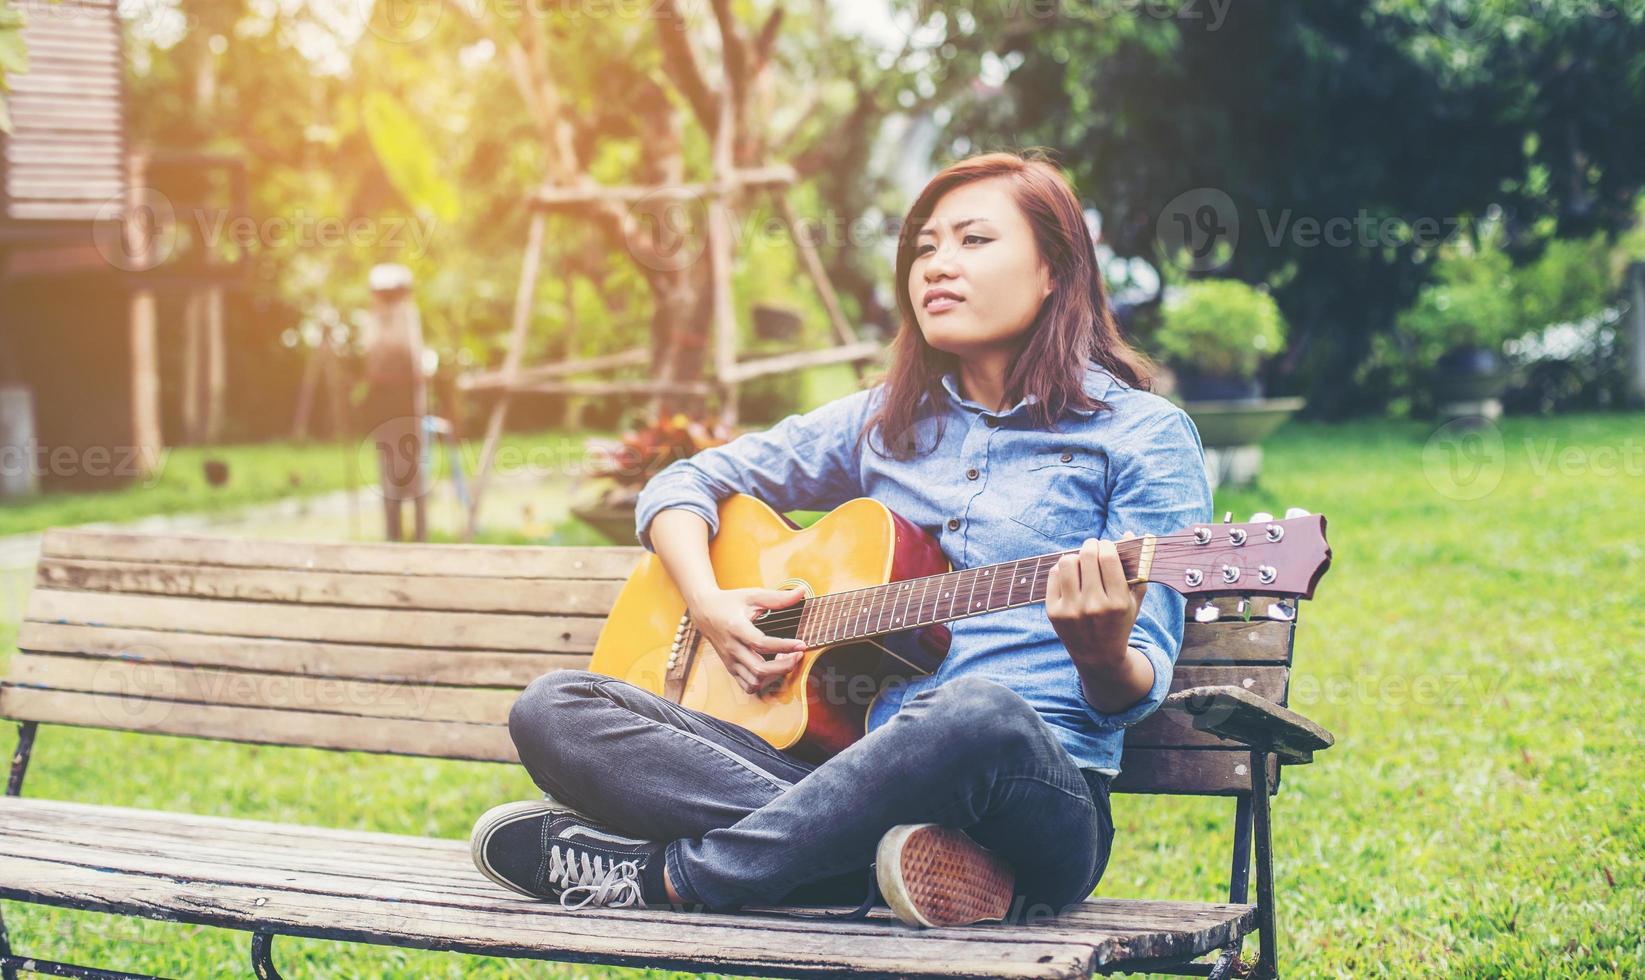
[[548, 844, 645, 910]]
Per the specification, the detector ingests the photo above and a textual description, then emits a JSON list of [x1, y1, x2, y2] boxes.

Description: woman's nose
[[923, 243, 960, 277]]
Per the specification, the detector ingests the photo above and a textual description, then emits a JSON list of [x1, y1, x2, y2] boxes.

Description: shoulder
[[1094, 381, 1202, 452], [791, 383, 886, 427]]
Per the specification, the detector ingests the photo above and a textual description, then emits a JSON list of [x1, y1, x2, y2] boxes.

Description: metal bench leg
[[1, 905, 15, 980], [7, 722, 37, 797], [1207, 937, 1246, 980], [1250, 749, 1278, 979], [251, 931, 284, 980]]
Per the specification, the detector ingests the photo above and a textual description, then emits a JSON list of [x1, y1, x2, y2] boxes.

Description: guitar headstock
[[1145, 508, 1332, 622]]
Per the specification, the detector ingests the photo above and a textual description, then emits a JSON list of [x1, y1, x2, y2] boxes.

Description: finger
[[1047, 554, 1074, 616], [1096, 540, 1128, 601], [754, 588, 805, 613], [1078, 539, 1102, 601], [726, 659, 757, 693], [729, 643, 772, 681], [755, 654, 802, 683], [744, 627, 806, 656]]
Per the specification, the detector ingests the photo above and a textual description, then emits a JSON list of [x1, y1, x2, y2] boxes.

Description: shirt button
[[983, 415, 1000, 428], [966, 468, 979, 480], [1060, 451, 1074, 462], [947, 518, 961, 531]]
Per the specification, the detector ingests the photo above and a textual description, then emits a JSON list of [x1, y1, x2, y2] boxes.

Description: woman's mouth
[[925, 297, 963, 314]]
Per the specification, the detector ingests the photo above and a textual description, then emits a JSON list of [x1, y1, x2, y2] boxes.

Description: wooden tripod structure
[[457, 91, 881, 540]]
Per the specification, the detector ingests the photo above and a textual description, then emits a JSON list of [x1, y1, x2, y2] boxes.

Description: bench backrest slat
[[2, 529, 1302, 797]]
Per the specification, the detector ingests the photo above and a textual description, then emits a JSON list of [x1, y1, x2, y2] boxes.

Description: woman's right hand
[[687, 587, 809, 695]]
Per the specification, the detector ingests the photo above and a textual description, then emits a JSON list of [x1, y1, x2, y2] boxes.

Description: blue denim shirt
[[633, 361, 1215, 774]]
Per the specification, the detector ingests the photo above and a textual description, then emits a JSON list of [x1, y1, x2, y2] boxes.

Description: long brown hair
[[860, 149, 1157, 459]]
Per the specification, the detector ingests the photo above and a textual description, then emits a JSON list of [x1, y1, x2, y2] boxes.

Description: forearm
[[1074, 643, 1156, 715], [648, 508, 722, 609]]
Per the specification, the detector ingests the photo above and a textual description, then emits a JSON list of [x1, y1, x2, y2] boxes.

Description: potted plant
[[1153, 279, 1301, 488], [571, 412, 731, 543], [1396, 235, 1521, 413], [1156, 279, 1287, 402]]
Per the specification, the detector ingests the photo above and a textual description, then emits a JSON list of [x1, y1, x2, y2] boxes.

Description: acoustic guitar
[[588, 493, 1331, 763]]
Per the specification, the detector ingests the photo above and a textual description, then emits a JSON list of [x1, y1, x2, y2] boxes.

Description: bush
[[1395, 236, 1521, 360], [1155, 279, 1288, 380], [1369, 227, 1626, 416]]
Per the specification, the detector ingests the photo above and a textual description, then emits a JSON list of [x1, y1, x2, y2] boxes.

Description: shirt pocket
[[1005, 448, 1109, 548]]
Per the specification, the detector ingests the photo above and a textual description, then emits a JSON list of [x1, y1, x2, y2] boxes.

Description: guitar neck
[[790, 538, 1153, 647]]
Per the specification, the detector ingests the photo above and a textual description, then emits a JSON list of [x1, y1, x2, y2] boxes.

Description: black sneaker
[[471, 799, 666, 910]]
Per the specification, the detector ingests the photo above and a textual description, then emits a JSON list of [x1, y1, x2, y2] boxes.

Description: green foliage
[[1399, 227, 1621, 356], [1156, 279, 1288, 380], [1364, 224, 1627, 416], [1395, 233, 1521, 356], [361, 89, 460, 226], [966, 0, 1645, 417]]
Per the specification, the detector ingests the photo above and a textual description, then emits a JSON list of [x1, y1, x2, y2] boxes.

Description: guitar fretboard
[[788, 543, 1142, 646]]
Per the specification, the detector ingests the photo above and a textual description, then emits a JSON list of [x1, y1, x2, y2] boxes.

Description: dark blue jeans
[[507, 669, 1115, 921]]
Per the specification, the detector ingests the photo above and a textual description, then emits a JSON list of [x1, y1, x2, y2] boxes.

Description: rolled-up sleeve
[[1082, 407, 1215, 731], [633, 386, 881, 553]]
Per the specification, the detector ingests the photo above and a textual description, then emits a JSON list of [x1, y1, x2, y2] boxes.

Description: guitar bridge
[[663, 612, 695, 703]]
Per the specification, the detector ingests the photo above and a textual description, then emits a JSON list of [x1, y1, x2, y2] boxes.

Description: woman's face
[[908, 177, 1053, 359]]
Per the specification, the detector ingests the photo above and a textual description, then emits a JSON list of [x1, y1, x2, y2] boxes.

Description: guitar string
[[749, 552, 1291, 633], [675, 525, 1296, 645], [747, 553, 1295, 637], [746, 537, 1288, 632]]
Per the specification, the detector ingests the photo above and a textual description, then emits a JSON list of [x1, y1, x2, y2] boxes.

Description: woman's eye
[[916, 236, 988, 256]]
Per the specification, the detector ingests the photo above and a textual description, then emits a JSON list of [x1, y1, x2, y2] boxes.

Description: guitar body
[[588, 494, 952, 763]]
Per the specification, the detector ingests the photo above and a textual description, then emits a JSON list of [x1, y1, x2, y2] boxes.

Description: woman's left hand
[[1046, 533, 1147, 669]]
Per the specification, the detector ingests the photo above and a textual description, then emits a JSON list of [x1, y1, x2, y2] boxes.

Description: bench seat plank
[[0, 798, 1255, 979], [17, 623, 583, 686], [25, 589, 605, 652], [37, 558, 627, 616], [40, 529, 644, 580], [0, 688, 517, 761]]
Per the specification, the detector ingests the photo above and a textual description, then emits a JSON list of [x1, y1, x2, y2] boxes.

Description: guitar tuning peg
[[1236, 597, 1250, 619], [1266, 599, 1297, 622], [1193, 602, 1221, 624], [1284, 506, 1311, 519], [1222, 511, 1233, 524], [1248, 511, 1274, 524]]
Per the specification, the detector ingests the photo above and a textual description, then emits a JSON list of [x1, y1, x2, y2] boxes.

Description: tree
[[956, 0, 1645, 417]]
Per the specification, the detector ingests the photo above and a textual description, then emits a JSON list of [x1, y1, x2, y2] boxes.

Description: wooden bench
[[0, 527, 1335, 979]]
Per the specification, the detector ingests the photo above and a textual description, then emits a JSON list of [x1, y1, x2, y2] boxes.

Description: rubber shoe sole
[[470, 799, 648, 900], [471, 800, 565, 898], [875, 823, 1015, 928]]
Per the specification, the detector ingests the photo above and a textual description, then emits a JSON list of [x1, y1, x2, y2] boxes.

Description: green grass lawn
[[1, 412, 1641, 977], [0, 428, 619, 539]]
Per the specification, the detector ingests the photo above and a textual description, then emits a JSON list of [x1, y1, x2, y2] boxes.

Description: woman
[[471, 150, 1214, 928]]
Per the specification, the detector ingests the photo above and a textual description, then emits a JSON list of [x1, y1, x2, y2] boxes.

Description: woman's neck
[[955, 353, 1014, 413]]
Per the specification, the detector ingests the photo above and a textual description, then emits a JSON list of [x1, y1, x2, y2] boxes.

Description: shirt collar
[[938, 361, 1115, 418]]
